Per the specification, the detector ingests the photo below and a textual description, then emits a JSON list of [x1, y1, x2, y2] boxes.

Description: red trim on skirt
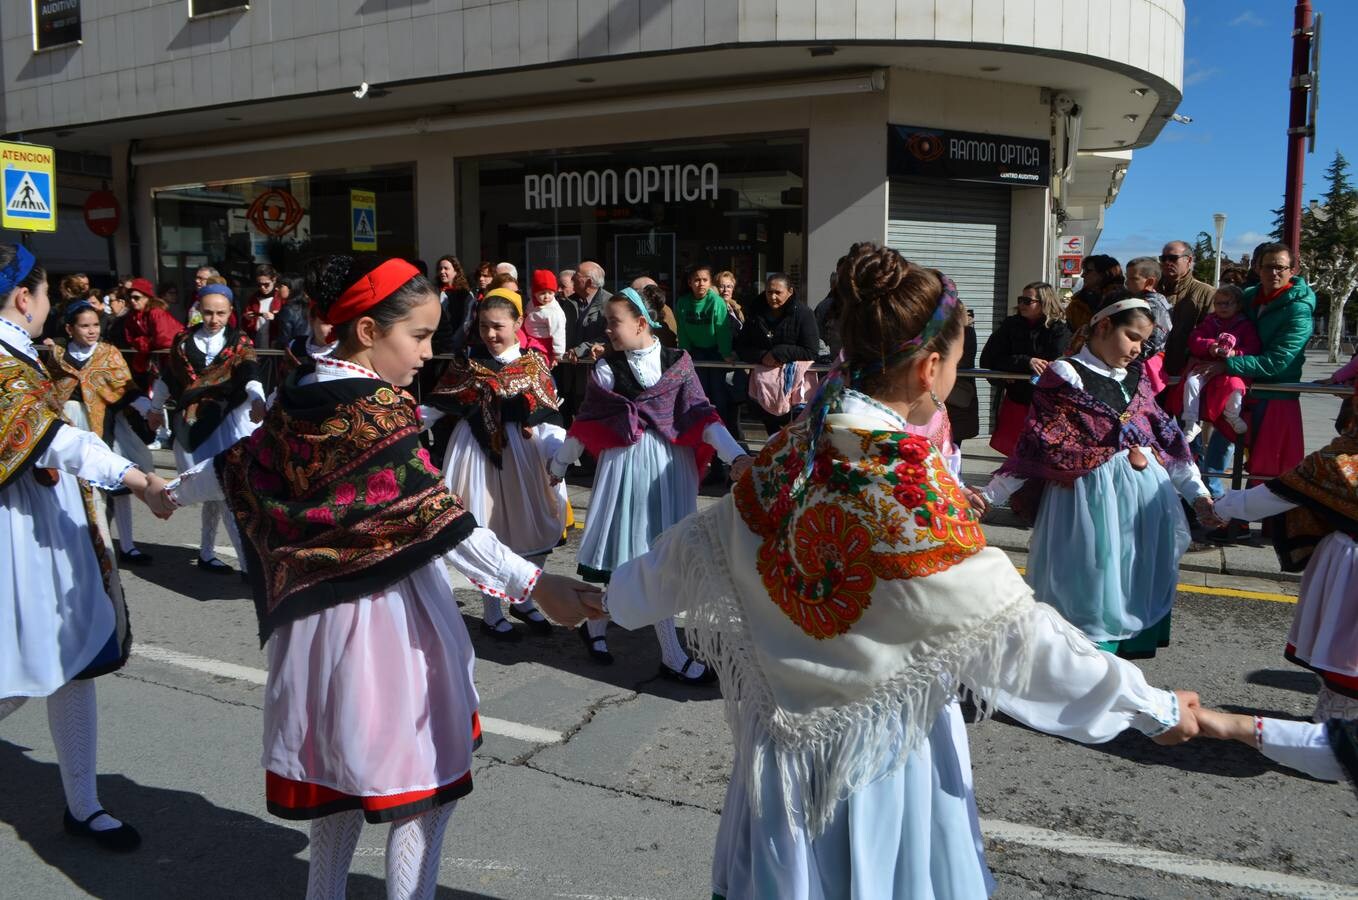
[[988, 396, 1029, 457], [266, 713, 484, 823], [1286, 644, 1358, 699]]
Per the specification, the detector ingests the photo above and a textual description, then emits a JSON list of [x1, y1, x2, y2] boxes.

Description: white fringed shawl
[[679, 408, 1039, 837]]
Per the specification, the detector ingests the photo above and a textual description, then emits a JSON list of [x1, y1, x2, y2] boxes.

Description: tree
[[1191, 231, 1217, 284], [1299, 152, 1358, 362]]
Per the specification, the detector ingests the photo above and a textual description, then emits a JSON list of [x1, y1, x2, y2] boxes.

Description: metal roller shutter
[[887, 177, 1012, 432]]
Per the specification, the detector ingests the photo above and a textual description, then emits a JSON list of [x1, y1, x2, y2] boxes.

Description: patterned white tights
[[304, 804, 456, 900]]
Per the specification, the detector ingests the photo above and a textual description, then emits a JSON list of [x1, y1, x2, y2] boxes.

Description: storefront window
[[458, 136, 805, 300], [153, 164, 414, 318]]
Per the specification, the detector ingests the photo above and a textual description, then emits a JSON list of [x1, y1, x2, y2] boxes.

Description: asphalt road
[[1, 506, 1355, 900]]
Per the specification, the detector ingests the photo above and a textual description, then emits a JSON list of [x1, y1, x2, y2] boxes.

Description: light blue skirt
[[712, 703, 993, 900], [577, 430, 698, 581], [1026, 450, 1188, 645]]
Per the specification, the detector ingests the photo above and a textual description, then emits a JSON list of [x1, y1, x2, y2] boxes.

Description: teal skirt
[[1026, 450, 1188, 655]]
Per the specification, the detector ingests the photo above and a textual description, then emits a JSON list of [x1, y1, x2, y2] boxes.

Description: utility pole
[[1282, 0, 1316, 261]]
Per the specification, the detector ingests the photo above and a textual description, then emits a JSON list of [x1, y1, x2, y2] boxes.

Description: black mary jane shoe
[[509, 605, 554, 636], [479, 619, 522, 643], [660, 658, 718, 686], [117, 548, 153, 567], [577, 623, 614, 666], [63, 808, 141, 853], [196, 557, 234, 575]]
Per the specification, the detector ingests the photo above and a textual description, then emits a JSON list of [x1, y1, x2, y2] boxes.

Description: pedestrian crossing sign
[[350, 189, 377, 251], [1, 141, 57, 233]]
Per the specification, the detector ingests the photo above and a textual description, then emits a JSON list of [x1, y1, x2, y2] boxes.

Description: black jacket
[[735, 299, 819, 364], [274, 301, 311, 348], [979, 315, 1071, 405]]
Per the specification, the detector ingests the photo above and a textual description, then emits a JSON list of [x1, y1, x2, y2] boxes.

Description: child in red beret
[[524, 270, 567, 365]]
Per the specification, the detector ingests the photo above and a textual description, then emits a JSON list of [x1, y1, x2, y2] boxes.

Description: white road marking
[[981, 818, 1358, 899], [130, 645, 566, 745], [129, 648, 1356, 897]]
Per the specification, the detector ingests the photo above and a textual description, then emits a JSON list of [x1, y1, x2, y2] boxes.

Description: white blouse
[[551, 339, 746, 474], [1259, 718, 1348, 783], [982, 347, 1208, 506], [149, 326, 267, 413], [1213, 484, 1298, 521], [167, 355, 541, 603]]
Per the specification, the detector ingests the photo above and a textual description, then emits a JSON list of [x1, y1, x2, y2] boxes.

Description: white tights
[[201, 500, 246, 569], [585, 615, 706, 676], [0, 680, 120, 830], [305, 804, 456, 900]]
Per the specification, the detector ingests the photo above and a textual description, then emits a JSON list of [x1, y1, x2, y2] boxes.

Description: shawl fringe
[[682, 503, 1039, 838]]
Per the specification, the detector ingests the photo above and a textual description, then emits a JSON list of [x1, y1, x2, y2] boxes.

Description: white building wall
[[2, 0, 1183, 135]]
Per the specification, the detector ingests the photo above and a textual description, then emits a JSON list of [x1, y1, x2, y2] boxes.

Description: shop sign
[[1058, 255, 1082, 277], [888, 125, 1049, 186], [1059, 234, 1085, 256], [524, 163, 719, 211], [1, 141, 57, 233], [350, 190, 377, 251], [34, 0, 81, 51], [83, 190, 120, 237], [246, 188, 305, 237]]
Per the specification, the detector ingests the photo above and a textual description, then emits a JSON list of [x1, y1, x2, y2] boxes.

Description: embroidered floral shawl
[[997, 360, 1193, 522], [49, 342, 137, 443], [568, 349, 721, 476], [0, 350, 130, 676], [1267, 386, 1358, 572], [669, 393, 1039, 836], [425, 349, 560, 467], [162, 327, 259, 451], [219, 373, 477, 643]]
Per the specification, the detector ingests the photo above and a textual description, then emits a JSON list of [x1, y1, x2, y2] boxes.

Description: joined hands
[[528, 573, 606, 628]]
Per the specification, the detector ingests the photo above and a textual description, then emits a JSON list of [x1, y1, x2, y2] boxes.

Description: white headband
[[1089, 297, 1151, 327]]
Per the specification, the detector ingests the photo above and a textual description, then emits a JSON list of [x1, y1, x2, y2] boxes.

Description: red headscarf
[[323, 259, 421, 325]]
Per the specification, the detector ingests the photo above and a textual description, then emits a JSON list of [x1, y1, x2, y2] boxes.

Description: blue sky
[[1098, 1, 1357, 265]]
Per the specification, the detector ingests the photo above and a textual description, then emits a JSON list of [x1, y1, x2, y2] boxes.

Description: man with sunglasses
[[1159, 240, 1218, 376]]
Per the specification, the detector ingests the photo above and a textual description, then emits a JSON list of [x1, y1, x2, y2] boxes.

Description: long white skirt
[[712, 702, 993, 900], [0, 466, 116, 698], [62, 399, 154, 474], [441, 419, 567, 558], [577, 430, 699, 580], [1288, 531, 1358, 677], [263, 560, 480, 804], [172, 401, 260, 470]]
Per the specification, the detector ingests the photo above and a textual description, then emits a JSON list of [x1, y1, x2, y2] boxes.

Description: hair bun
[[305, 253, 358, 314]]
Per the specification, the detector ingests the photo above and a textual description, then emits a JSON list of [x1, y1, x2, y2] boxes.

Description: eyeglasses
[[1017, 296, 1040, 305], [257, 281, 273, 288], [1261, 264, 1292, 273], [1159, 254, 1188, 263]]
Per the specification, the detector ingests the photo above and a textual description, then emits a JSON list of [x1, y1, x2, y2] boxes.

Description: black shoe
[[196, 557, 234, 575], [1205, 522, 1251, 545], [117, 548, 153, 566], [63, 808, 141, 853], [577, 623, 613, 665], [509, 605, 553, 636], [479, 619, 522, 642], [659, 658, 718, 685]]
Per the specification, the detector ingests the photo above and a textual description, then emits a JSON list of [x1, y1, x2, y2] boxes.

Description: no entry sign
[[84, 190, 121, 237]]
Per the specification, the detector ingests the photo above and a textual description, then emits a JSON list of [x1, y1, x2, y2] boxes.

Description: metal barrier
[[110, 348, 1352, 491]]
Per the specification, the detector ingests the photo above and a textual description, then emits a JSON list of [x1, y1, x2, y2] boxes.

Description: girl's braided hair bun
[[834, 242, 963, 391]]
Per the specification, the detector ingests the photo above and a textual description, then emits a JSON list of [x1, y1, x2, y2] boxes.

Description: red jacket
[[120, 307, 185, 376], [243, 292, 282, 345]]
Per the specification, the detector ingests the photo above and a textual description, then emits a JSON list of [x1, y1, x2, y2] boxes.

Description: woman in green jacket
[[676, 264, 738, 473]]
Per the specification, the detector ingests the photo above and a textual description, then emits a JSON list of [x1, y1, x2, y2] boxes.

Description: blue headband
[[0, 245, 37, 295], [619, 287, 660, 328], [63, 300, 100, 324], [197, 283, 234, 303]]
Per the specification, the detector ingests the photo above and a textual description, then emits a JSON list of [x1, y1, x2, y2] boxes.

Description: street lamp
[[1212, 212, 1227, 285]]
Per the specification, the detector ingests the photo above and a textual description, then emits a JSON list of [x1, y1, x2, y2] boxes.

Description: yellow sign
[[1, 141, 57, 233], [350, 189, 376, 251]]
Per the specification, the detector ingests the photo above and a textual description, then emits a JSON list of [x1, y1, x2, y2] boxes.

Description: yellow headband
[[483, 287, 523, 318]]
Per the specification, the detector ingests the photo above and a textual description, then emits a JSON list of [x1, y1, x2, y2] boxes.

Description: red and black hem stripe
[[1286, 645, 1358, 699], [266, 714, 485, 824]]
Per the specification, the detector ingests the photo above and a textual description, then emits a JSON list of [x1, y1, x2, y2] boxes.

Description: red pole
[[1282, 0, 1314, 260]]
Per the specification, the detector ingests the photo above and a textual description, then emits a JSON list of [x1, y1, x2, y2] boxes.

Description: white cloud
[[1184, 65, 1221, 86], [1224, 229, 1270, 258], [1230, 10, 1267, 27]]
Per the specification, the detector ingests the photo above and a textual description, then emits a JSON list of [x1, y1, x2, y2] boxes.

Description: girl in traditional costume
[[975, 290, 1217, 659], [0, 244, 167, 853], [156, 254, 600, 900], [1211, 384, 1358, 721], [600, 244, 1200, 899], [147, 284, 266, 575], [549, 287, 750, 683], [49, 301, 158, 565], [424, 289, 569, 641]]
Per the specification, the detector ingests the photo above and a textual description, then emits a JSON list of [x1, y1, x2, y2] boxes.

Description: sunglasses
[[1159, 253, 1188, 263], [1017, 296, 1040, 305]]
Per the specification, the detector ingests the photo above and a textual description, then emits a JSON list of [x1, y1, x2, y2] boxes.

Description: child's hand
[[962, 487, 990, 516], [729, 455, 754, 483], [1193, 708, 1257, 745], [1193, 496, 1225, 530], [1151, 691, 1202, 745]]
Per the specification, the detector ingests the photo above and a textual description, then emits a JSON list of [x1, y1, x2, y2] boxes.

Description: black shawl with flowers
[[424, 348, 561, 467], [218, 368, 477, 642]]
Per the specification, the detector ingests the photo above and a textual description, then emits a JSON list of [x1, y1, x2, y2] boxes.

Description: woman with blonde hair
[[980, 281, 1071, 456]]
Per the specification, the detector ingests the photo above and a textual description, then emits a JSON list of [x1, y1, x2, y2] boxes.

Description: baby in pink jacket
[[1180, 285, 1261, 443]]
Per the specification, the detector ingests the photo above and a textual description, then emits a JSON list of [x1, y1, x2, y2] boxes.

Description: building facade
[[2, 0, 1184, 342]]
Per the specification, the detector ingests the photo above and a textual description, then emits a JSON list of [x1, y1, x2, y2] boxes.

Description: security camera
[[353, 82, 369, 100]]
